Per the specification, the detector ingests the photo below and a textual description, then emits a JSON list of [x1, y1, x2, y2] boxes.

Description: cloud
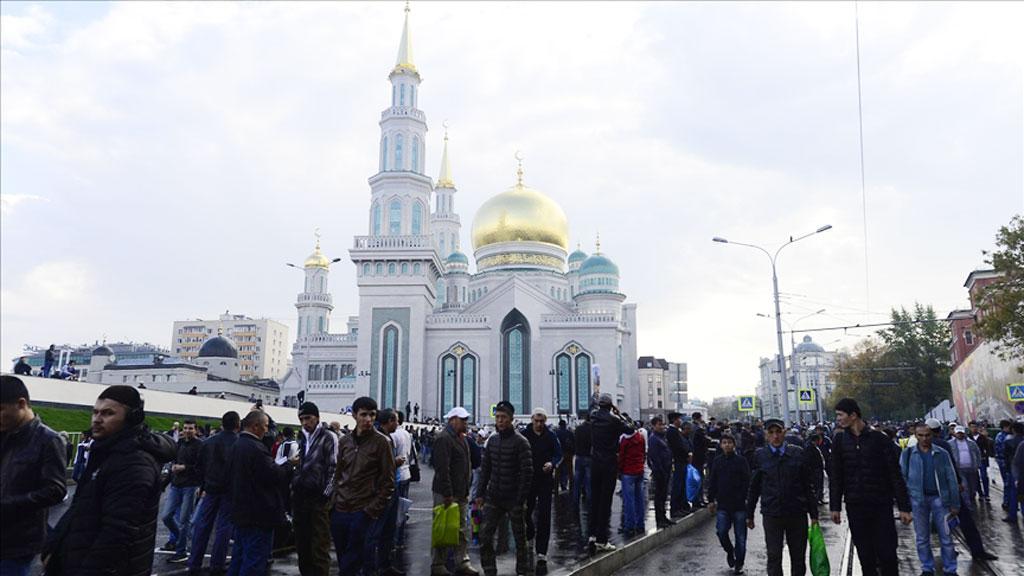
[[0, 194, 48, 216], [0, 5, 51, 51]]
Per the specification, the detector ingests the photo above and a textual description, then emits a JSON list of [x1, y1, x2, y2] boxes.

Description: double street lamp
[[713, 225, 833, 427]]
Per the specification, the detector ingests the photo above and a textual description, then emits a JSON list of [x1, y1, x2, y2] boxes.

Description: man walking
[[163, 419, 204, 563], [292, 402, 337, 576], [555, 419, 575, 493], [525, 408, 562, 566], [588, 394, 630, 553], [995, 420, 1013, 511], [666, 412, 692, 517], [1, 375, 67, 576], [746, 418, 818, 576], [188, 411, 240, 576], [43, 385, 176, 576], [331, 396, 396, 574], [573, 410, 592, 509], [971, 423, 994, 503], [829, 399, 912, 576], [392, 410, 413, 547], [1003, 421, 1024, 522], [430, 407, 479, 576], [708, 434, 750, 575], [647, 416, 675, 529], [367, 409, 404, 576], [951, 426, 981, 508], [476, 401, 533, 576], [688, 413, 710, 507], [900, 422, 959, 576], [41, 345, 55, 378]]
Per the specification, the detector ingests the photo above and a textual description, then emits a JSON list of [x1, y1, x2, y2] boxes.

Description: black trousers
[[762, 515, 808, 576], [588, 458, 618, 544], [652, 471, 669, 522], [526, 481, 554, 555], [956, 489, 984, 555], [847, 507, 899, 576]]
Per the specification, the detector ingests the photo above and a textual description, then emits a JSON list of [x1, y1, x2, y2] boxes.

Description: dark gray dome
[[92, 345, 114, 356], [198, 336, 238, 359], [795, 335, 825, 354]]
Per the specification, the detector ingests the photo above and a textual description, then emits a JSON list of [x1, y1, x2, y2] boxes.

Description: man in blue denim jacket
[[900, 422, 960, 576]]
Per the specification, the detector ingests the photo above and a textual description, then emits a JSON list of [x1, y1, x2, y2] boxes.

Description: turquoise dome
[[568, 249, 588, 264], [446, 251, 469, 264], [579, 253, 619, 276]]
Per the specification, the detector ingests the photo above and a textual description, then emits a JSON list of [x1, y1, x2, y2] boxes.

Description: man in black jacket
[[647, 416, 674, 529], [227, 410, 296, 575], [746, 418, 818, 576], [829, 399, 911, 576], [188, 411, 240, 576], [524, 407, 562, 567], [163, 419, 204, 563], [43, 385, 176, 576], [588, 394, 630, 553], [476, 401, 533, 576], [292, 402, 337, 576], [708, 434, 750, 575], [573, 411, 592, 509], [689, 413, 710, 507], [666, 412, 692, 517], [1, 375, 67, 575]]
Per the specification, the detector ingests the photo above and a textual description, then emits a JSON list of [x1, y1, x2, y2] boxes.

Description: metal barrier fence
[[65, 431, 82, 470]]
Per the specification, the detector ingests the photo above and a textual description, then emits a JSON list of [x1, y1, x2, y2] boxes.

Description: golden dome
[[472, 182, 569, 251], [304, 238, 330, 269]]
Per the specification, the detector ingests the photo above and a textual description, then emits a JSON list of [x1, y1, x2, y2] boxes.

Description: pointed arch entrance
[[501, 309, 531, 414]]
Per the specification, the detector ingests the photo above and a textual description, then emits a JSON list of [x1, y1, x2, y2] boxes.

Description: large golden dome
[[472, 183, 569, 251]]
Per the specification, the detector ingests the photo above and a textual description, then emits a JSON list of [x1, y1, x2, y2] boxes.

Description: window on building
[[372, 203, 382, 235], [376, 263, 384, 275], [389, 200, 402, 235], [501, 310, 530, 414], [381, 325, 399, 409], [964, 330, 974, 346], [400, 84, 405, 106], [556, 353, 572, 413], [363, 263, 370, 276], [380, 136, 388, 171], [412, 203, 422, 235], [395, 134, 404, 171], [401, 262, 409, 274], [410, 84, 416, 107], [576, 353, 591, 413], [442, 355, 456, 416], [414, 263, 421, 274], [412, 136, 420, 173]]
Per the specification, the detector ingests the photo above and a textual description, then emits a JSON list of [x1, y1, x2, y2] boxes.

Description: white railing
[[381, 106, 426, 122], [426, 314, 489, 326], [296, 293, 333, 304], [299, 334, 358, 344], [353, 235, 433, 249], [541, 313, 618, 324]]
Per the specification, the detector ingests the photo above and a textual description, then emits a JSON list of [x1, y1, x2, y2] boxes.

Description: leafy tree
[[829, 304, 951, 421], [976, 214, 1024, 370]]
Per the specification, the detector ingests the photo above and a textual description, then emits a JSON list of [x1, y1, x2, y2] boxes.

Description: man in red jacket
[[618, 423, 646, 537]]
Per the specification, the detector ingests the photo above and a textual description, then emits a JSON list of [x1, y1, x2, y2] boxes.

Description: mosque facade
[[278, 6, 638, 421]]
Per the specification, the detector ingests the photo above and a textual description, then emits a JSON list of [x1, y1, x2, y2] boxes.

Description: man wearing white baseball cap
[[430, 407, 479, 576]]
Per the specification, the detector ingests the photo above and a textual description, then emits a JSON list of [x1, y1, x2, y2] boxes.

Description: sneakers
[[734, 566, 744, 575], [168, 554, 188, 564], [594, 541, 617, 552], [536, 554, 547, 565]]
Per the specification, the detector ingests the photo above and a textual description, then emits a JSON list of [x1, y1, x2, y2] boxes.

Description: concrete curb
[[566, 509, 712, 576]]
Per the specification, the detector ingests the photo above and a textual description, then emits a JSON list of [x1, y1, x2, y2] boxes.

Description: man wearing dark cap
[[476, 400, 533, 576], [588, 393, 631, 553], [746, 418, 818, 576], [43, 385, 176, 576], [1, 375, 67, 576], [830, 398, 911, 576], [188, 411, 240, 576], [291, 401, 338, 576]]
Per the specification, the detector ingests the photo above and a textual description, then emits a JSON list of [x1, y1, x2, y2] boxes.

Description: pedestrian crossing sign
[[799, 389, 815, 403], [1008, 384, 1024, 402], [489, 404, 497, 417], [738, 396, 756, 412]]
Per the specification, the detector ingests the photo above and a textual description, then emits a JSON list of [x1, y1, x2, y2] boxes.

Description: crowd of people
[[2, 372, 1023, 576]]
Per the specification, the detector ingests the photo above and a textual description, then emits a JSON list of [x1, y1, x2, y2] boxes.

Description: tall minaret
[[367, 1, 432, 238], [351, 2, 443, 411], [431, 123, 461, 259], [296, 232, 334, 337]]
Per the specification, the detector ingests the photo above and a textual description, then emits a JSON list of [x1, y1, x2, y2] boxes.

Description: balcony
[[353, 235, 433, 249], [426, 314, 489, 326], [541, 313, 618, 325], [381, 106, 426, 122], [296, 293, 333, 305], [298, 333, 358, 345]]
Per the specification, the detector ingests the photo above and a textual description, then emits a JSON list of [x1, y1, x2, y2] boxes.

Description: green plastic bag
[[808, 522, 830, 576], [431, 503, 461, 548]]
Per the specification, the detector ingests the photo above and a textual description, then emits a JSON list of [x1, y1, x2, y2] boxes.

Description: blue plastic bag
[[685, 464, 702, 502]]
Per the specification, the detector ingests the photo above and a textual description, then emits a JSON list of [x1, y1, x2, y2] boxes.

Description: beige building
[[638, 356, 688, 413], [171, 312, 289, 381]]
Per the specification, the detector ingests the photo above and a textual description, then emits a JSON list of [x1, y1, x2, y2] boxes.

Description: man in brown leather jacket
[[329, 396, 396, 574]]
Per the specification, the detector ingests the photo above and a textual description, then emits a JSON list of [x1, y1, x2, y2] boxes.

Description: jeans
[[227, 526, 273, 576], [997, 459, 1011, 509], [911, 495, 956, 574], [847, 507, 899, 576], [330, 510, 372, 575], [558, 451, 574, 491], [366, 491, 399, 572], [162, 484, 199, 554], [1006, 469, 1024, 520], [716, 510, 748, 567], [0, 556, 33, 576], [526, 482, 554, 555], [620, 473, 645, 533], [574, 455, 592, 509], [292, 495, 331, 576], [588, 458, 618, 544], [978, 459, 990, 497], [188, 492, 233, 572], [762, 515, 808, 576], [41, 361, 53, 378]]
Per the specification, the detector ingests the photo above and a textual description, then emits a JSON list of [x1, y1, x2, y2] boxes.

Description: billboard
[[950, 340, 1022, 423]]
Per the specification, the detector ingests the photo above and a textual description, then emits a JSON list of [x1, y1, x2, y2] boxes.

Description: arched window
[[442, 355, 456, 416], [501, 310, 530, 414], [437, 279, 446, 305], [436, 194, 442, 213], [317, 316, 324, 333], [388, 262, 396, 275], [412, 203, 422, 235], [389, 199, 402, 235], [414, 263, 422, 274], [372, 203, 382, 235], [319, 277, 325, 292], [376, 263, 384, 275], [297, 317, 303, 336], [576, 354, 591, 413], [380, 136, 388, 171], [363, 263, 370, 276], [401, 262, 409, 274], [410, 84, 416, 107], [392, 84, 396, 106], [412, 136, 420, 173], [461, 287, 466, 302], [395, 134, 404, 171], [400, 84, 405, 106], [556, 353, 572, 414], [461, 355, 476, 417], [381, 325, 399, 408]]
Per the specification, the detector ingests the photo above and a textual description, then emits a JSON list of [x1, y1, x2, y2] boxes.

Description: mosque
[[278, 5, 638, 421]]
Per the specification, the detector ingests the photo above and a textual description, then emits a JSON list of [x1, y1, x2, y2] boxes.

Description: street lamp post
[[713, 225, 832, 427]]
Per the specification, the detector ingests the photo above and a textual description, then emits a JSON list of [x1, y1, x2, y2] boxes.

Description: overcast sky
[[2, 1, 1022, 401]]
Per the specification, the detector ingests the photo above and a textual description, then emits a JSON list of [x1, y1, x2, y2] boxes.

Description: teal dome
[[568, 249, 588, 264], [446, 251, 469, 264], [579, 253, 619, 276]]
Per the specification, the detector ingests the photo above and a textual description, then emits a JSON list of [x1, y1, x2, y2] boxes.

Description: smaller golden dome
[[304, 238, 330, 269]]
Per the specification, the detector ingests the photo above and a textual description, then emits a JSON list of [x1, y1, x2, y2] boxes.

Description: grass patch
[[35, 404, 220, 434]]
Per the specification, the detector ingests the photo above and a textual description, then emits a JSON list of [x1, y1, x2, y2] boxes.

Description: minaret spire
[[394, 1, 416, 73], [437, 121, 454, 188]]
